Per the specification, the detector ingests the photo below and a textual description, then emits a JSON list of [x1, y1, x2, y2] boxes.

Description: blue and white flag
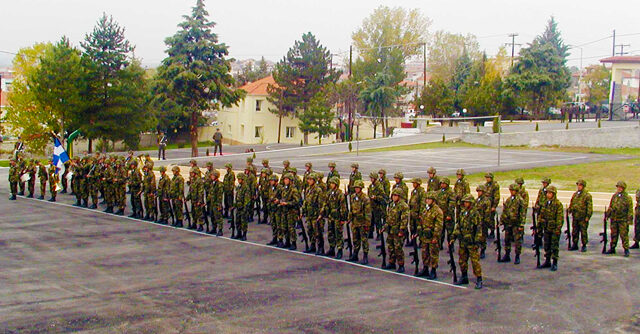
[[52, 137, 70, 174]]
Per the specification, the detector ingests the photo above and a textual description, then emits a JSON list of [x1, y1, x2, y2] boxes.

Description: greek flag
[[52, 137, 70, 174]]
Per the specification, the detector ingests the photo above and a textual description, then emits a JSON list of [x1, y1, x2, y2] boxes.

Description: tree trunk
[[303, 131, 308, 145], [88, 138, 92, 154], [373, 124, 377, 139], [190, 111, 198, 157], [277, 113, 282, 143]]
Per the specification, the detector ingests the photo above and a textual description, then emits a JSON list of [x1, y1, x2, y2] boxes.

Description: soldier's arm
[[433, 210, 444, 242], [586, 193, 593, 220], [399, 205, 409, 235], [555, 203, 564, 234], [364, 198, 372, 222], [627, 195, 634, 223], [518, 198, 527, 227]]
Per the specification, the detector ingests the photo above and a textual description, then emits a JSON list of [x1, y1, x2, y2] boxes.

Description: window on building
[[255, 126, 263, 138], [255, 100, 262, 111], [285, 127, 295, 138]]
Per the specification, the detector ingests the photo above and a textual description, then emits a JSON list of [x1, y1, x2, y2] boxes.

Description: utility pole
[[505, 33, 521, 67], [423, 42, 427, 88], [348, 45, 353, 141], [615, 44, 630, 56], [612, 29, 616, 56], [609, 30, 616, 121]]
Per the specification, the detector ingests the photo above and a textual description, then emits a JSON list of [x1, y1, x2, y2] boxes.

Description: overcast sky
[[1, 0, 639, 69]]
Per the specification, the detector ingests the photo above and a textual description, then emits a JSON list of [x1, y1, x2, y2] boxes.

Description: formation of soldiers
[[8, 153, 640, 290]]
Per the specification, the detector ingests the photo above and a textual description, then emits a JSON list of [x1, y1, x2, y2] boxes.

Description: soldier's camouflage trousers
[[10, 181, 18, 196], [61, 174, 68, 191], [387, 230, 404, 265], [172, 199, 184, 221], [116, 184, 126, 210], [269, 207, 279, 238], [571, 217, 589, 246], [159, 198, 170, 221], [237, 207, 249, 233], [315, 217, 325, 247], [634, 207, 639, 243], [543, 231, 561, 260], [419, 235, 439, 268], [504, 224, 524, 255], [279, 209, 297, 242], [27, 178, 34, 196], [458, 244, 482, 278], [130, 188, 142, 214], [223, 192, 233, 217], [49, 181, 57, 199], [441, 217, 455, 245], [145, 193, 156, 217], [371, 210, 383, 234], [610, 219, 629, 250], [479, 218, 490, 250], [87, 178, 98, 204], [327, 219, 343, 250], [192, 203, 204, 226], [305, 216, 316, 245], [39, 180, 46, 197], [19, 181, 25, 194], [353, 225, 369, 255], [76, 179, 85, 202]]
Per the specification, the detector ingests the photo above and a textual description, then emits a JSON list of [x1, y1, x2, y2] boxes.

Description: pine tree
[[154, 0, 244, 156], [298, 93, 335, 144]]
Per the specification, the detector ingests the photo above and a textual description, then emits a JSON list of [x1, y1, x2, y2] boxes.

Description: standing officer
[[347, 180, 372, 264], [277, 174, 301, 250], [426, 167, 439, 192], [157, 131, 167, 160], [605, 181, 633, 257], [436, 178, 456, 249], [302, 173, 324, 254], [170, 166, 185, 227], [538, 185, 564, 270], [327, 162, 340, 180], [475, 185, 492, 259], [408, 178, 426, 247], [382, 188, 409, 273], [347, 163, 362, 194], [499, 184, 527, 264], [415, 192, 443, 279], [368, 172, 388, 240], [212, 128, 223, 156], [451, 195, 483, 289], [187, 169, 205, 231], [321, 177, 348, 258], [484, 173, 500, 239], [223, 163, 235, 218], [568, 179, 593, 252], [157, 166, 171, 224]]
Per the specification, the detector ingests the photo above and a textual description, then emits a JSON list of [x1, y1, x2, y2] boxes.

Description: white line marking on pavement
[[15, 195, 467, 290]]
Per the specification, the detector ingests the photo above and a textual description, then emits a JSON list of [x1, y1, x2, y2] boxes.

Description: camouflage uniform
[[321, 177, 348, 256], [452, 195, 483, 285], [327, 162, 340, 180], [348, 181, 372, 262], [535, 178, 551, 210], [8, 160, 20, 199], [385, 188, 409, 267], [392, 173, 409, 202], [47, 165, 59, 201], [303, 174, 325, 252], [568, 180, 593, 249], [515, 178, 529, 207], [302, 163, 314, 193], [634, 189, 640, 248], [266, 175, 282, 243], [234, 174, 252, 239], [208, 171, 224, 234], [347, 164, 362, 194], [157, 167, 171, 223], [500, 184, 527, 258], [86, 159, 100, 207], [278, 174, 301, 247], [426, 167, 440, 192], [223, 164, 235, 218], [258, 169, 270, 224], [26, 160, 36, 197], [378, 169, 391, 197], [38, 162, 48, 198], [409, 178, 426, 245], [187, 172, 205, 230], [143, 167, 157, 220], [170, 167, 185, 226], [368, 173, 388, 237], [129, 162, 143, 217], [435, 178, 456, 245], [18, 160, 26, 195], [115, 161, 128, 213], [538, 186, 564, 267], [475, 185, 492, 253], [484, 173, 500, 236], [454, 169, 470, 216], [73, 159, 85, 205], [606, 181, 633, 253], [61, 161, 70, 193], [417, 192, 443, 275]]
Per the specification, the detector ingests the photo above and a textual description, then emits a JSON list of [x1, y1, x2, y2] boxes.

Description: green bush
[[476, 126, 480, 132], [442, 133, 446, 143], [535, 123, 539, 131], [598, 120, 601, 128], [348, 142, 353, 152], [206, 148, 210, 156], [565, 122, 569, 130]]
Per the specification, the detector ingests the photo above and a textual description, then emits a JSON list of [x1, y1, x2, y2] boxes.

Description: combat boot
[[216, 229, 223, 237], [326, 247, 335, 257], [605, 248, 616, 255], [316, 242, 325, 256], [38, 195, 45, 200], [82, 199, 88, 207], [305, 244, 316, 254], [74, 199, 82, 206], [569, 245, 579, 251], [176, 219, 183, 228], [48, 197, 56, 202], [631, 242, 639, 249], [550, 259, 558, 271], [284, 239, 291, 248], [60, 189, 67, 194], [143, 214, 150, 221], [240, 231, 247, 241], [475, 277, 483, 289], [27, 193, 33, 198], [624, 249, 630, 257], [89, 204, 97, 209], [128, 212, 137, 218], [417, 266, 428, 277], [383, 263, 396, 270], [367, 229, 374, 239], [9, 195, 16, 200], [428, 268, 437, 280], [455, 272, 469, 285], [360, 252, 369, 265], [335, 249, 343, 259], [480, 248, 486, 259], [288, 241, 297, 251], [104, 206, 113, 213], [267, 237, 278, 246], [276, 240, 284, 248], [346, 253, 359, 262], [541, 256, 551, 268], [499, 252, 511, 263], [396, 265, 405, 273], [197, 225, 204, 232], [18, 191, 24, 196], [581, 245, 587, 252], [514, 253, 520, 265]]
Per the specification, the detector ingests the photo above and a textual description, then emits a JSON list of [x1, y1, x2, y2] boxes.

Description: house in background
[[600, 56, 640, 120]]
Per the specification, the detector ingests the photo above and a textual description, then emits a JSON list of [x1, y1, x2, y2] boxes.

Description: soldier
[[499, 184, 527, 264], [303, 173, 325, 254], [189, 159, 200, 178], [435, 178, 456, 249], [233, 173, 251, 240], [157, 131, 167, 160], [378, 169, 391, 197], [223, 163, 235, 218], [605, 181, 633, 257], [102, 159, 115, 213], [290, 167, 302, 191], [537, 185, 564, 270], [408, 177, 426, 247], [157, 166, 171, 224], [129, 161, 143, 219], [302, 162, 314, 192], [8, 159, 19, 200], [142, 165, 157, 221], [170, 166, 185, 227], [261, 159, 273, 176], [347, 163, 362, 194], [61, 160, 70, 194], [258, 168, 270, 224], [484, 173, 500, 238], [72, 158, 84, 206], [515, 178, 529, 206], [244, 166, 258, 222], [316, 171, 327, 192], [246, 157, 256, 174], [382, 188, 409, 273], [277, 173, 301, 250], [475, 185, 492, 259], [327, 162, 340, 180], [368, 172, 388, 240], [18, 159, 26, 196], [426, 167, 440, 192], [282, 160, 292, 175], [415, 191, 443, 279], [454, 169, 470, 216], [634, 189, 640, 249], [347, 180, 372, 264], [392, 172, 409, 204], [450, 195, 483, 289], [114, 159, 128, 215], [47, 163, 59, 202], [535, 177, 551, 211], [266, 175, 282, 245], [187, 169, 205, 231], [321, 177, 348, 258], [37, 160, 48, 199], [144, 153, 154, 171], [86, 158, 100, 209], [26, 159, 36, 198], [568, 179, 593, 252]]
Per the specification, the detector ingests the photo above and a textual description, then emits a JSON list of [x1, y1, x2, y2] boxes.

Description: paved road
[[1, 177, 639, 333]]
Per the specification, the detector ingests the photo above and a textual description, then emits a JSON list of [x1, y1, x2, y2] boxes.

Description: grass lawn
[[356, 140, 483, 153], [0, 160, 8, 167], [139, 141, 214, 151]]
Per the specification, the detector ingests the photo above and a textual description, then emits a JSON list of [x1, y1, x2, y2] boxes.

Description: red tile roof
[[600, 56, 640, 64], [239, 75, 277, 96]]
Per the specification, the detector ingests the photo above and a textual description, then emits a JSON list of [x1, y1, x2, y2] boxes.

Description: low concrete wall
[[461, 125, 640, 148]]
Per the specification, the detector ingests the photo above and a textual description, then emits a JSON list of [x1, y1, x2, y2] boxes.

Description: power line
[[0, 50, 18, 56], [570, 35, 612, 48]]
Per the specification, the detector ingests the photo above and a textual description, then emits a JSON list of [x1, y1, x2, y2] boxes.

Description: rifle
[[229, 207, 236, 237], [299, 218, 310, 251], [153, 193, 159, 223], [565, 204, 572, 250], [495, 205, 502, 262], [447, 242, 458, 283], [408, 219, 420, 275], [343, 186, 353, 257], [600, 207, 608, 254], [202, 200, 211, 232], [184, 200, 192, 228], [167, 196, 175, 226], [376, 228, 387, 268], [531, 208, 541, 268]]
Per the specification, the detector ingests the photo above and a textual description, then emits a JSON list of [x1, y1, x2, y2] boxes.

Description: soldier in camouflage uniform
[[72, 159, 85, 206], [316, 171, 327, 192], [18, 159, 26, 196], [170, 166, 185, 227], [568, 179, 593, 252], [128, 161, 143, 218], [392, 172, 409, 202], [303, 173, 325, 254], [277, 173, 301, 250], [142, 165, 157, 221], [537, 185, 564, 270], [157, 166, 171, 224], [605, 181, 633, 257], [484, 173, 500, 238], [258, 168, 270, 224], [233, 173, 251, 240], [244, 166, 258, 223], [302, 162, 314, 192], [321, 177, 348, 258], [206, 169, 224, 235], [408, 177, 426, 247], [475, 185, 492, 259], [8, 159, 19, 200], [436, 178, 456, 249], [499, 184, 527, 264], [633, 189, 640, 249], [37, 160, 48, 199], [61, 160, 70, 194], [382, 188, 409, 273], [347, 180, 372, 264], [535, 177, 551, 211], [189, 159, 200, 178], [368, 172, 388, 240], [223, 163, 235, 218], [26, 159, 35, 198], [347, 163, 362, 194], [515, 178, 529, 207], [378, 169, 391, 197], [47, 163, 59, 202], [261, 159, 273, 175], [416, 191, 443, 279], [327, 162, 340, 180], [86, 158, 100, 209], [454, 169, 470, 217], [426, 167, 440, 192], [187, 169, 205, 231], [266, 175, 282, 245], [115, 159, 128, 215], [101, 160, 114, 213], [451, 195, 483, 289]]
